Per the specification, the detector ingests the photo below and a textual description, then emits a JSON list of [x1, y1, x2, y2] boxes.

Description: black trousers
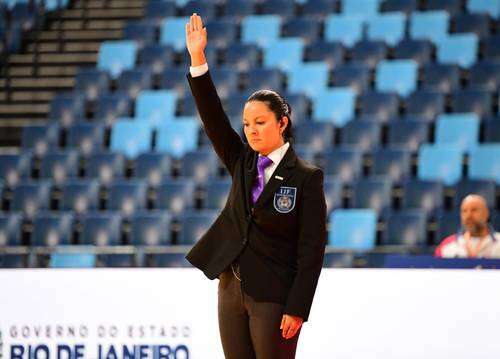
[[217, 264, 301, 359]]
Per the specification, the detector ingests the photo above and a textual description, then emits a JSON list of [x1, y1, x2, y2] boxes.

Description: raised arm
[[185, 14, 244, 176]]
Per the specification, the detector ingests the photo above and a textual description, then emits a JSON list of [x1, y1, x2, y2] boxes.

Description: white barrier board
[[0, 268, 499, 359]]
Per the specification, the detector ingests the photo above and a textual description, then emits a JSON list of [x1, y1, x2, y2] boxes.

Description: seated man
[[435, 194, 500, 258]]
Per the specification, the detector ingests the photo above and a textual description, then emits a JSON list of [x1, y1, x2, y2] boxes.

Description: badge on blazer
[[274, 186, 297, 213]]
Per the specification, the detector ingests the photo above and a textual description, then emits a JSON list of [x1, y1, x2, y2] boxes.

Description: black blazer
[[185, 71, 327, 321]]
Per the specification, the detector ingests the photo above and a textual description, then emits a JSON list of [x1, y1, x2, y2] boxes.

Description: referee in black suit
[[184, 14, 327, 359]]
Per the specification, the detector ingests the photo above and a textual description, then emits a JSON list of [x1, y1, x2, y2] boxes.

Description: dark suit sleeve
[[186, 71, 244, 176], [284, 169, 327, 322]]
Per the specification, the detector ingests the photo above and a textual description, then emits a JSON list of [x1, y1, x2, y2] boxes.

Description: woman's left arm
[[284, 168, 327, 323]]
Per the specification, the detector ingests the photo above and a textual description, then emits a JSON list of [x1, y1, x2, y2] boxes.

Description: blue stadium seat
[[241, 15, 281, 47], [305, 41, 345, 68], [324, 14, 364, 46], [483, 36, 500, 61], [135, 90, 177, 127], [59, 179, 100, 215], [350, 40, 388, 68], [381, 210, 427, 246], [417, 144, 463, 185], [210, 67, 240, 99], [138, 45, 175, 75], [180, 96, 199, 117], [144, 1, 176, 25], [451, 89, 493, 117], [204, 179, 231, 210], [328, 209, 377, 249], [371, 148, 411, 182], [312, 88, 356, 126], [351, 178, 393, 213], [122, 21, 155, 49], [160, 68, 190, 96], [97, 40, 137, 79], [302, 0, 338, 18], [110, 120, 153, 159], [425, 0, 462, 15], [421, 64, 460, 93], [436, 34, 479, 68], [134, 153, 172, 187], [179, 150, 219, 183], [244, 68, 284, 94], [39, 151, 79, 185], [66, 123, 105, 156], [393, 39, 433, 66], [295, 122, 334, 152], [469, 145, 500, 183], [453, 179, 496, 209], [410, 11, 450, 43], [332, 63, 371, 93], [435, 113, 479, 152], [80, 212, 122, 245], [74, 69, 110, 101], [264, 38, 305, 71], [404, 90, 445, 121], [147, 253, 193, 267], [467, 62, 500, 91], [0, 254, 26, 268], [222, 0, 255, 19], [223, 43, 260, 71], [31, 212, 73, 246], [401, 179, 444, 214], [0, 153, 31, 187], [93, 92, 132, 125], [17, 122, 51, 161], [283, 93, 310, 126], [435, 210, 461, 242], [484, 118, 500, 143], [320, 148, 363, 182], [323, 176, 344, 213], [107, 180, 147, 217], [358, 92, 400, 122], [341, 0, 380, 19], [453, 13, 491, 37], [381, 0, 417, 14], [178, 210, 218, 245], [287, 62, 329, 97], [222, 95, 248, 118], [179, 46, 219, 69], [11, 181, 51, 218], [155, 179, 195, 214], [85, 152, 125, 185], [156, 118, 200, 158], [160, 17, 190, 50], [367, 12, 406, 46], [323, 252, 354, 268], [375, 60, 417, 97], [50, 253, 96, 268], [261, 0, 297, 17], [181, 0, 217, 19], [467, 0, 500, 19], [117, 68, 152, 99], [97, 254, 135, 267], [48, 94, 85, 127], [130, 211, 172, 246], [283, 17, 322, 45], [205, 18, 238, 49], [0, 213, 23, 246]]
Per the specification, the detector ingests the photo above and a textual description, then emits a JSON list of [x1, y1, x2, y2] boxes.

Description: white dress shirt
[[190, 63, 209, 77]]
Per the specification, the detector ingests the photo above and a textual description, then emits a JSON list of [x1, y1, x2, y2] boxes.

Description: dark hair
[[246, 89, 294, 142]]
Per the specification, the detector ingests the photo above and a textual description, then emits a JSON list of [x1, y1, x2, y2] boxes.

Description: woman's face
[[243, 100, 288, 156]]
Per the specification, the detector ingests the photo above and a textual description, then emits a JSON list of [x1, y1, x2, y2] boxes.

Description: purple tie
[[251, 155, 273, 204]]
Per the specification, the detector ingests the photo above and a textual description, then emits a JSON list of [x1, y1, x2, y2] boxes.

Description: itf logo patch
[[273, 186, 297, 213]]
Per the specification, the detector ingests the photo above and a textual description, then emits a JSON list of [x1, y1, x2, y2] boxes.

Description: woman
[[184, 13, 327, 359]]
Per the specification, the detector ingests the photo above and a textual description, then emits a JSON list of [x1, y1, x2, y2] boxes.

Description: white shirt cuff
[[190, 63, 209, 77]]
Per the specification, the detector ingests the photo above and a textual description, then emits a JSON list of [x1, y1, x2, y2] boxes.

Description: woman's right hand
[[185, 13, 207, 67]]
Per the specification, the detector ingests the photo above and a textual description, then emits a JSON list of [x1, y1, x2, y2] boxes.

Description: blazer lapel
[[254, 146, 297, 209]]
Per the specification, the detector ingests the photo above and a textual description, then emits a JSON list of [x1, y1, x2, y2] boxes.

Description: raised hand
[[185, 13, 207, 66]]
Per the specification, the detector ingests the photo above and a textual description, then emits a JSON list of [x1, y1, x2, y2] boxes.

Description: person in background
[[435, 194, 500, 258]]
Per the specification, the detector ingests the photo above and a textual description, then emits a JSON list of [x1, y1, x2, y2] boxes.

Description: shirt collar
[[259, 142, 290, 166]]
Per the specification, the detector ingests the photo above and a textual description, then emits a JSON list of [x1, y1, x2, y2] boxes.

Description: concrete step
[[0, 103, 50, 115], [58, 8, 143, 20], [32, 29, 123, 41], [0, 91, 55, 102], [72, 0, 147, 9], [26, 41, 101, 53], [8, 53, 97, 65], [6, 66, 81, 77], [48, 20, 125, 31], [5, 77, 74, 90]]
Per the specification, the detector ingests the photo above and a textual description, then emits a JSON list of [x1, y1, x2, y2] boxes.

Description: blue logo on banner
[[273, 187, 297, 213]]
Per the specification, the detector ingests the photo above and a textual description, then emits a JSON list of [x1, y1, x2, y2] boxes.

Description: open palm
[[186, 13, 207, 56]]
